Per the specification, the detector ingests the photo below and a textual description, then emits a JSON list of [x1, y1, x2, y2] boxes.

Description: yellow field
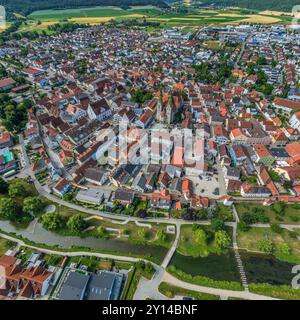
[[259, 10, 294, 16], [241, 15, 281, 24], [217, 13, 244, 17], [69, 14, 145, 24]]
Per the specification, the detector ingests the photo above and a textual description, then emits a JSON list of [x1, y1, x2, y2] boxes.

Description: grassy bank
[[0, 229, 164, 264], [249, 283, 300, 300], [167, 265, 243, 291], [158, 282, 220, 300]]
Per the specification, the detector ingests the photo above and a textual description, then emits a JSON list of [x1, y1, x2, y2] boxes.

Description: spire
[[168, 91, 173, 107], [159, 87, 163, 104]]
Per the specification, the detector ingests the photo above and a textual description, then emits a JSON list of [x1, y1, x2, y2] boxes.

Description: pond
[[170, 250, 240, 282], [240, 251, 295, 285], [0, 220, 168, 263]]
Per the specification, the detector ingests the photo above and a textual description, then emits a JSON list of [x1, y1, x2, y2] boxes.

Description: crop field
[[23, 6, 293, 32]]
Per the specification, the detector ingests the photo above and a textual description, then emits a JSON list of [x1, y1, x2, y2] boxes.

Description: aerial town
[[0, 15, 300, 302]]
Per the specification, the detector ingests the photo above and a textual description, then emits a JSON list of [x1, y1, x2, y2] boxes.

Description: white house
[[290, 111, 300, 130]]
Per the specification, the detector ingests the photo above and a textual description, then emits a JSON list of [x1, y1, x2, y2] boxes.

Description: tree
[[238, 221, 250, 232], [63, 192, 73, 201], [194, 228, 207, 245], [211, 218, 225, 232], [97, 226, 107, 238], [135, 260, 145, 270], [131, 89, 153, 104], [67, 214, 87, 234], [0, 177, 8, 194], [258, 238, 274, 254], [145, 262, 154, 274], [215, 230, 231, 250], [272, 202, 286, 216], [23, 196, 43, 217], [8, 179, 27, 198], [0, 198, 19, 221], [138, 228, 147, 240], [41, 212, 64, 231], [157, 229, 167, 242]]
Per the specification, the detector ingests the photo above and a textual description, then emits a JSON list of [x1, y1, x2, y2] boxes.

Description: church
[[156, 90, 184, 125]]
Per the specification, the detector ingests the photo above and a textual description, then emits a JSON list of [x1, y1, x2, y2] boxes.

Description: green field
[[23, 6, 293, 32], [29, 6, 139, 20]]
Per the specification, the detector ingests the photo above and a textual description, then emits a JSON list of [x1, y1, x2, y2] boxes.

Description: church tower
[[166, 92, 173, 125], [156, 89, 163, 122]]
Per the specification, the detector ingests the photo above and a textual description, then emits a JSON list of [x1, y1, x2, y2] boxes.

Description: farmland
[[21, 6, 294, 33]]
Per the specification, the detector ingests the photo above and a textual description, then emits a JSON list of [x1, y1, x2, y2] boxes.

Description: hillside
[[200, 0, 300, 12], [0, 0, 169, 16]]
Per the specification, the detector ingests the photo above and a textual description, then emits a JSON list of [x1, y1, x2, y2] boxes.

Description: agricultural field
[[20, 6, 293, 33]]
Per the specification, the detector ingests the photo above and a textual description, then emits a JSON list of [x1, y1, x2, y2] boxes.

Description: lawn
[[237, 227, 300, 264], [178, 225, 220, 257], [158, 282, 219, 300], [0, 237, 14, 255], [235, 203, 300, 225], [177, 224, 232, 257], [87, 217, 175, 249]]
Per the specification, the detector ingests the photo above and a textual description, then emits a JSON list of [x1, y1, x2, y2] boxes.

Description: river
[[0, 219, 168, 262]]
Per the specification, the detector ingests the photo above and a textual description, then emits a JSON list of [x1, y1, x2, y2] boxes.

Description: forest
[[0, 0, 169, 16], [201, 0, 300, 12]]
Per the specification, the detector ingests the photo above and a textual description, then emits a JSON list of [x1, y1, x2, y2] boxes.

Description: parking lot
[[186, 174, 221, 199]]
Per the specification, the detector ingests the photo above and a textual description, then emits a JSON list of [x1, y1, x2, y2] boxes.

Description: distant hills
[[199, 0, 300, 12], [0, 0, 169, 16]]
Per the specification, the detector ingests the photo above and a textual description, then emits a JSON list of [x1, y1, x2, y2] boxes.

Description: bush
[[41, 212, 65, 231], [290, 215, 300, 222], [272, 202, 286, 216], [211, 218, 226, 232], [67, 214, 88, 234], [277, 243, 291, 256], [258, 238, 274, 254]]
